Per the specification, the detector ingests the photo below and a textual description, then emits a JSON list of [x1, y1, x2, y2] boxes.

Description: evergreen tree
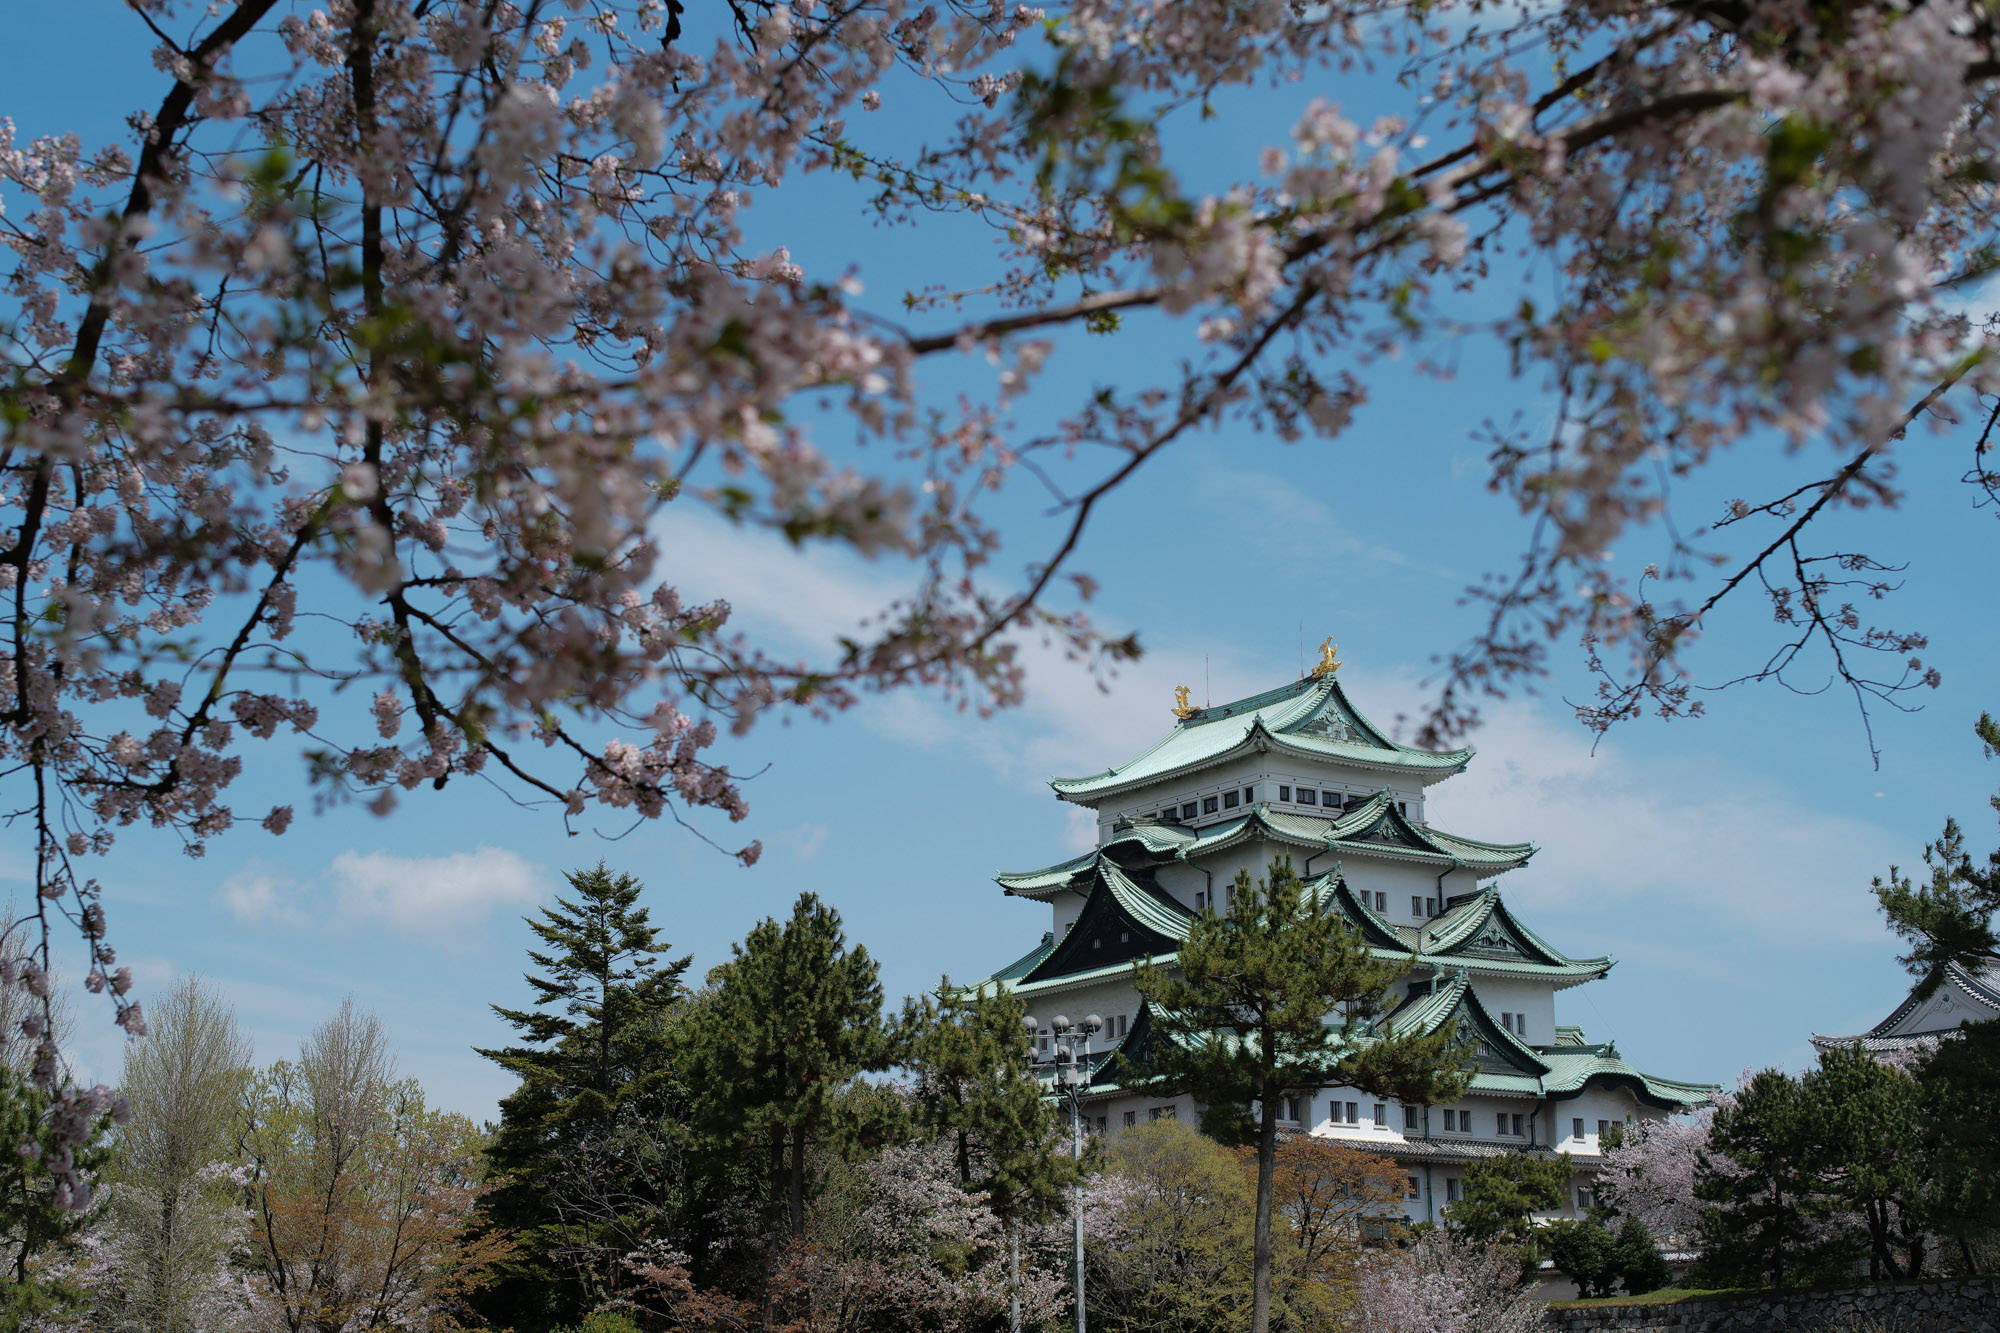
[[1612, 1218, 1672, 1296], [1806, 1044, 1929, 1279], [902, 980, 1074, 1333], [682, 892, 892, 1241], [1694, 1068, 1852, 1289], [1446, 1151, 1573, 1252], [1918, 1019, 2000, 1274], [1132, 856, 1471, 1333], [476, 863, 690, 1331], [902, 980, 1072, 1213], [1874, 711, 2000, 991], [0, 1069, 115, 1329]]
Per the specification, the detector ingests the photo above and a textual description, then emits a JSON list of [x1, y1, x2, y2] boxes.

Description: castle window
[[1573, 1117, 1585, 1140], [1281, 1096, 1299, 1122], [1597, 1120, 1609, 1138], [1181, 802, 1197, 819], [1092, 938, 1101, 950], [1345, 1101, 1359, 1124], [1512, 1114, 1525, 1137], [1400, 802, 1408, 815], [1446, 1178, 1461, 1203], [1323, 790, 1340, 807], [1298, 788, 1316, 805], [1123, 1111, 1137, 1128], [1501, 1011, 1513, 1032], [1223, 790, 1239, 809], [1407, 1176, 1420, 1198], [1113, 1014, 1128, 1038], [1243, 786, 1255, 804], [1119, 930, 1129, 943], [1374, 891, 1387, 912], [1497, 1112, 1509, 1136], [1203, 796, 1219, 814], [1443, 1109, 1457, 1131], [1278, 785, 1292, 802], [1150, 1105, 1177, 1121], [1425, 897, 1437, 915], [1404, 1105, 1419, 1130], [1373, 1104, 1386, 1127], [1195, 891, 1207, 911]]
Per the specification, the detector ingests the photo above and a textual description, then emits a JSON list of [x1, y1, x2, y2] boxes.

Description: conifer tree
[[1875, 712, 2000, 991], [476, 864, 690, 1330], [902, 980, 1074, 1333], [1693, 1069, 1839, 1289], [1132, 856, 1470, 1333], [683, 892, 891, 1240]]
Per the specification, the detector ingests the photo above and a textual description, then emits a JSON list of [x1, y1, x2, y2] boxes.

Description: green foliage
[[900, 979, 1074, 1223], [1613, 1218, 1672, 1295], [1806, 1045, 1928, 1279], [1543, 1215, 1670, 1299], [1134, 856, 1470, 1333], [552, 1314, 643, 1333], [1874, 712, 2000, 997], [475, 863, 692, 1332], [682, 891, 893, 1239], [1447, 1152, 1572, 1251], [0, 1069, 116, 1330], [1695, 1064, 1864, 1289], [1542, 1218, 1619, 1298], [1916, 1019, 2000, 1273], [1089, 1119, 1261, 1333]]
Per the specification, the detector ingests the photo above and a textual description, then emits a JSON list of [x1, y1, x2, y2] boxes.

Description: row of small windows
[[1499, 1011, 1527, 1036], [1149, 787, 1258, 821], [1145, 786, 1412, 823], [1572, 1117, 1618, 1139], [1412, 895, 1439, 917]]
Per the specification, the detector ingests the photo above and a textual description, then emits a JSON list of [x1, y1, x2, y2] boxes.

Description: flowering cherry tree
[[5, 0, 2000, 1200], [1596, 1110, 1719, 1248]]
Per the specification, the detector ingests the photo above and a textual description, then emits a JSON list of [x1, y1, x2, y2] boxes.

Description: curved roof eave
[[1048, 676, 1474, 802]]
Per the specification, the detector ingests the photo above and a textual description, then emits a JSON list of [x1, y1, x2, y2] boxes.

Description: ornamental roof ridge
[[1422, 885, 1608, 974], [1048, 674, 1472, 803], [1860, 959, 2000, 1039]]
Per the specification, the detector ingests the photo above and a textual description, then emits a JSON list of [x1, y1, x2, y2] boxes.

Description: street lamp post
[[1049, 1013, 1101, 1333]]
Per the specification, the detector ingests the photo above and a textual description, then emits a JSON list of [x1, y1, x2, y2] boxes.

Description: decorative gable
[[1022, 866, 1188, 984]]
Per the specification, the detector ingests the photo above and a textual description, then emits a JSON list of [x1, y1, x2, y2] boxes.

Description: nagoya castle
[[973, 646, 1714, 1223]]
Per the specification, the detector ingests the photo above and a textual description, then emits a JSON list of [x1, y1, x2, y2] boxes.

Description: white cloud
[[784, 822, 831, 862], [329, 846, 545, 937], [216, 846, 546, 945]]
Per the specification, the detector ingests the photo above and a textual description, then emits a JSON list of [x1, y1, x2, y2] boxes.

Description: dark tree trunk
[[1251, 1080, 1280, 1333], [789, 1120, 807, 1238]]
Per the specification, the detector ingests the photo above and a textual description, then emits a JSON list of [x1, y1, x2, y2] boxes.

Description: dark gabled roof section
[[1422, 887, 1607, 974], [1312, 873, 1414, 951], [1020, 862, 1193, 985], [1381, 970, 1552, 1080]]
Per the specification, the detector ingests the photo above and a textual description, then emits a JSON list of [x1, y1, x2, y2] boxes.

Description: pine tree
[[902, 980, 1074, 1333], [1874, 711, 2000, 990], [476, 863, 690, 1330], [1132, 856, 1471, 1333], [1693, 1068, 1849, 1289], [682, 892, 891, 1241]]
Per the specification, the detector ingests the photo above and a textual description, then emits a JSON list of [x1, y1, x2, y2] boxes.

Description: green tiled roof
[[1050, 676, 1472, 802], [996, 794, 1532, 901], [1538, 1050, 1718, 1109], [975, 874, 1605, 993]]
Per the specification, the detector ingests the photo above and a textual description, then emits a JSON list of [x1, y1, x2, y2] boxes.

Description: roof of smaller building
[[1810, 959, 2000, 1051], [1049, 675, 1472, 803]]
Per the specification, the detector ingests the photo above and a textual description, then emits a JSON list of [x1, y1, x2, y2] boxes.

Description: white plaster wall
[[1095, 755, 1425, 839], [1049, 889, 1086, 939], [1021, 978, 1146, 1060], [1467, 976, 1559, 1045]]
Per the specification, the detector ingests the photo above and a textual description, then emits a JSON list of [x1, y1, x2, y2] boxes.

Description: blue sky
[[6, 5, 1998, 1115]]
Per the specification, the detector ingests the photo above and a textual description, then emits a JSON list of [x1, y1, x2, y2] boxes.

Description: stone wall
[[1544, 1277, 2000, 1332]]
